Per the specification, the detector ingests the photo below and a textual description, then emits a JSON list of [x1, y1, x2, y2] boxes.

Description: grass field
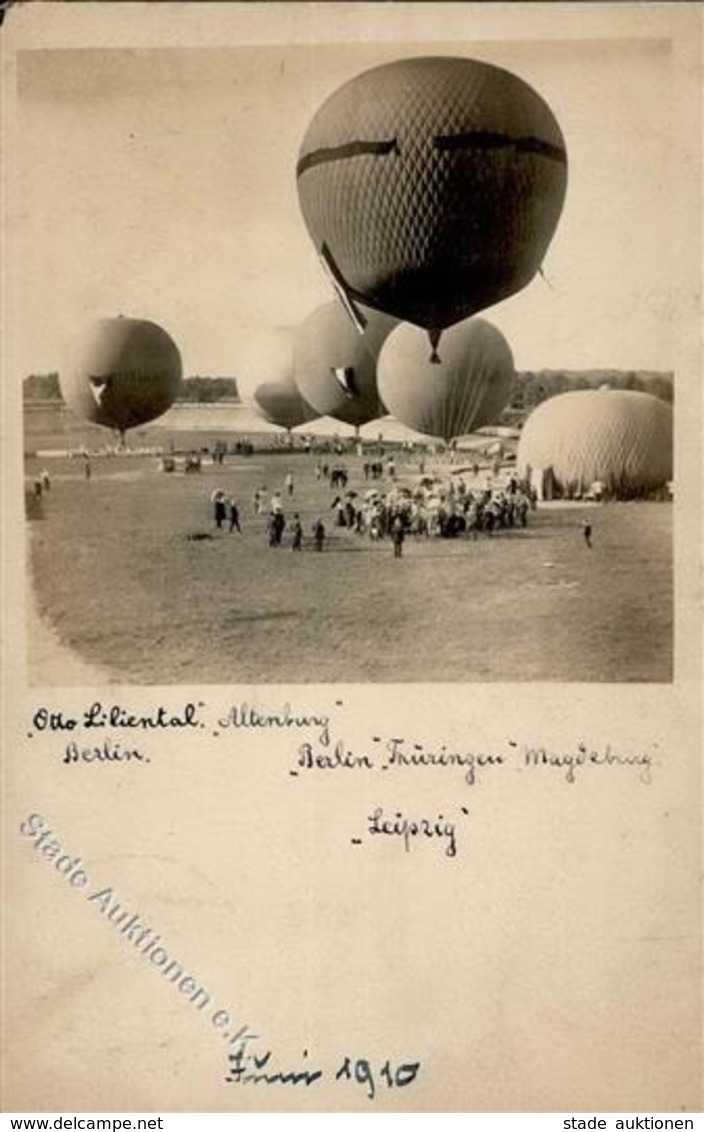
[[25, 440, 672, 684]]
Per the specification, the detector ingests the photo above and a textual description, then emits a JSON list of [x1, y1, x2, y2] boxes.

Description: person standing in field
[[582, 519, 593, 548], [312, 518, 325, 551], [267, 510, 286, 547], [391, 514, 405, 558], [211, 489, 227, 530], [228, 499, 242, 533], [285, 470, 294, 496], [254, 485, 267, 515], [291, 513, 303, 551]]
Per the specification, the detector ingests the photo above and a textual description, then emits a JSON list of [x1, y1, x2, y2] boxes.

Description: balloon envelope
[[236, 327, 319, 430], [60, 316, 182, 433], [297, 56, 567, 345], [377, 318, 515, 442], [293, 302, 395, 427]]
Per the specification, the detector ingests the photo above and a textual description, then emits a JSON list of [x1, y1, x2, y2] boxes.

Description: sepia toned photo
[[20, 30, 676, 685]]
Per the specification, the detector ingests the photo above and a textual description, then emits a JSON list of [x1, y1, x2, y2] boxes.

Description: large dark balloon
[[293, 302, 396, 427], [60, 316, 182, 434], [377, 318, 515, 442], [297, 56, 567, 357], [237, 327, 319, 430]]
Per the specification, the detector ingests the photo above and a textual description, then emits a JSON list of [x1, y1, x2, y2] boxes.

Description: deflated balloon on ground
[[517, 388, 673, 498]]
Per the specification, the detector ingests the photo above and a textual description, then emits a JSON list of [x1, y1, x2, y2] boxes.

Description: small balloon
[[236, 327, 319, 430]]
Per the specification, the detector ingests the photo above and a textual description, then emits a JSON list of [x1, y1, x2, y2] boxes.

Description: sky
[[11, 28, 681, 378]]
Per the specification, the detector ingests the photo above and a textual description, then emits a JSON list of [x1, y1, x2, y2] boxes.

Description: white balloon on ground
[[517, 388, 673, 496]]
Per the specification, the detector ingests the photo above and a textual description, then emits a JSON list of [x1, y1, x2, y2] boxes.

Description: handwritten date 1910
[[335, 1054, 420, 1099]]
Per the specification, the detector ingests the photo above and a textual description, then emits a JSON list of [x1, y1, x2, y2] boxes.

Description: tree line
[[23, 373, 240, 402], [23, 369, 672, 410], [509, 369, 673, 408]]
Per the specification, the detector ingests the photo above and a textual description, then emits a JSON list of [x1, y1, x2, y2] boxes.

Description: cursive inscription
[[32, 702, 202, 732], [83, 702, 201, 730], [523, 742, 653, 784], [226, 1047, 421, 1100], [63, 738, 146, 764], [296, 740, 372, 771], [288, 732, 655, 787], [367, 806, 459, 858], [385, 736, 504, 785], [218, 702, 331, 745]]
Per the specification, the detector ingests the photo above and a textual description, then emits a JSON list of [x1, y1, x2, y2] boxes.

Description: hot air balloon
[[297, 56, 567, 360], [60, 316, 182, 441], [377, 318, 515, 442], [517, 388, 673, 499], [236, 327, 319, 430], [293, 301, 396, 428]]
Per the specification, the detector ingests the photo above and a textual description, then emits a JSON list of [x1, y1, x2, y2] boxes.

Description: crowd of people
[[330, 474, 535, 541], [211, 473, 328, 551]]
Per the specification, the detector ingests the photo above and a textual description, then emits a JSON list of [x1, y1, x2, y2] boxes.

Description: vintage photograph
[[4, 4, 701, 1119], [20, 35, 675, 685]]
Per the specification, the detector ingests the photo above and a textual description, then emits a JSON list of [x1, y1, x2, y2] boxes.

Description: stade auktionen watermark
[[19, 814, 259, 1053]]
